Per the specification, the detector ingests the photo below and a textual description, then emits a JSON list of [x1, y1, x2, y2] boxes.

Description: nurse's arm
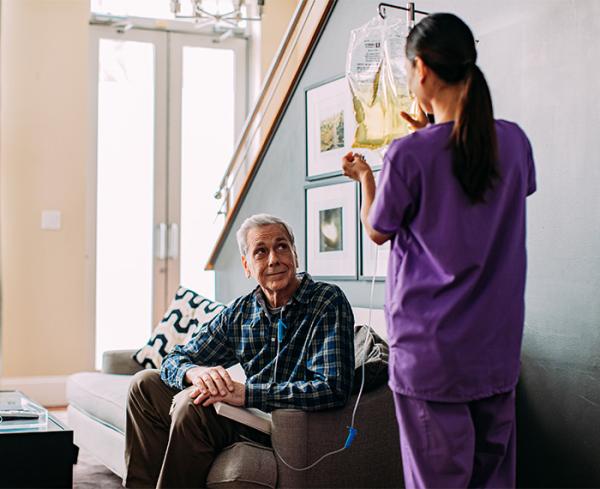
[[359, 170, 392, 245], [342, 152, 392, 245]]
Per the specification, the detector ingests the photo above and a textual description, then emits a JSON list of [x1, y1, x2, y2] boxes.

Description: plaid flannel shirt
[[161, 273, 355, 412]]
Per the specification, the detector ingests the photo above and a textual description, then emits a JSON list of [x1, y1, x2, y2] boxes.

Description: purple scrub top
[[370, 120, 536, 402]]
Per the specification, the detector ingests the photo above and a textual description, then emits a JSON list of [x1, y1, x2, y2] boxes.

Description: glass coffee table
[[0, 390, 78, 488]]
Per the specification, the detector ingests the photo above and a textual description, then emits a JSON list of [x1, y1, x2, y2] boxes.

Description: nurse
[[342, 13, 536, 489]]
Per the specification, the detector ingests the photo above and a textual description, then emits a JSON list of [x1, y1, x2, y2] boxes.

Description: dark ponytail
[[406, 14, 499, 203]]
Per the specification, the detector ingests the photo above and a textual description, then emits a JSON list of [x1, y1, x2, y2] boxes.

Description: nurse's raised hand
[[342, 151, 373, 182], [401, 101, 429, 131]]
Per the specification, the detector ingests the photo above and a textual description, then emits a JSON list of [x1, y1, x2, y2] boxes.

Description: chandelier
[[169, 0, 265, 31]]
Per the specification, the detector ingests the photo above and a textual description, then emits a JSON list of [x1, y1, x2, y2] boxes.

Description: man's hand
[[185, 366, 234, 397], [189, 380, 246, 408]]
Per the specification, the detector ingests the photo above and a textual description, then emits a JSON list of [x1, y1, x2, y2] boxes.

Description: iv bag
[[346, 16, 413, 150], [346, 16, 386, 149], [382, 18, 415, 139]]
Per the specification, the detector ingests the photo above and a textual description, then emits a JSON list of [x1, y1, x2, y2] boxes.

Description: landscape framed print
[[305, 76, 384, 180]]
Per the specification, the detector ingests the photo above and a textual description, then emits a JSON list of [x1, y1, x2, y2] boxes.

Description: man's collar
[[291, 272, 312, 305]]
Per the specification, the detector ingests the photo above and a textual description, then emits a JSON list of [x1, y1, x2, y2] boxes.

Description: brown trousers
[[124, 369, 269, 489]]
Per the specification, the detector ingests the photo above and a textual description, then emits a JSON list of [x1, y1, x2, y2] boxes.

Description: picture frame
[[305, 75, 383, 180], [360, 170, 391, 281], [305, 179, 358, 280]]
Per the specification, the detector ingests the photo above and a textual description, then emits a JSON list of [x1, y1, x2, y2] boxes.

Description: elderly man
[[124, 214, 355, 488]]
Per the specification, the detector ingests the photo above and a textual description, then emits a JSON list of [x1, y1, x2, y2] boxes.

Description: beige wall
[[0, 0, 297, 378], [260, 0, 299, 78], [0, 0, 93, 376]]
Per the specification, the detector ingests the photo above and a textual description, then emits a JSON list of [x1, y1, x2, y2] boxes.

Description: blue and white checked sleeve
[[245, 289, 355, 412], [160, 307, 239, 390]]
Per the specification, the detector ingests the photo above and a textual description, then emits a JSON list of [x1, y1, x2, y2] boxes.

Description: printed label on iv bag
[[351, 40, 382, 75]]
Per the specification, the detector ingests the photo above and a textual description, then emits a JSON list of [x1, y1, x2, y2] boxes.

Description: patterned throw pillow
[[133, 286, 226, 369]]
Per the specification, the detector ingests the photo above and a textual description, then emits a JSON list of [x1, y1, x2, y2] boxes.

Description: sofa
[[66, 312, 403, 488]]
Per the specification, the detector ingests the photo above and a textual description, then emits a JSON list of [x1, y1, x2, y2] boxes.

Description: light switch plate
[[0, 392, 22, 410], [41, 210, 61, 230]]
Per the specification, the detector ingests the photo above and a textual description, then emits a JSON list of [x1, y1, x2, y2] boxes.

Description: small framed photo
[[360, 171, 390, 280], [305, 76, 382, 180], [306, 179, 358, 279]]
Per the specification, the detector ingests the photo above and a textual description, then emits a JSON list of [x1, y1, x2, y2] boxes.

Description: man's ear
[[241, 255, 251, 279]]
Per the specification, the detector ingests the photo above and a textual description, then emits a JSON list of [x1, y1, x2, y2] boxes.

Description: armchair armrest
[[271, 385, 402, 488], [101, 349, 144, 375]]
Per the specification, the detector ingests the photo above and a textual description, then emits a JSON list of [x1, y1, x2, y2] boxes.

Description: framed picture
[[306, 179, 358, 279], [305, 76, 383, 180], [360, 171, 390, 280]]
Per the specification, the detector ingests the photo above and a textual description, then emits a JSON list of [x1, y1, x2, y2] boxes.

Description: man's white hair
[[236, 214, 297, 257]]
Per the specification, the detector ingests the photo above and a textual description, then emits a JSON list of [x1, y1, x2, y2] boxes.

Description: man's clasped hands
[[185, 366, 246, 407]]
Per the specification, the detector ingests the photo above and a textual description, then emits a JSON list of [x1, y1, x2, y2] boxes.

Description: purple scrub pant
[[393, 390, 516, 489]]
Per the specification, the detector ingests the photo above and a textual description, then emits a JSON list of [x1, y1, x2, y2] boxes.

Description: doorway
[[90, 26, 246, 367]]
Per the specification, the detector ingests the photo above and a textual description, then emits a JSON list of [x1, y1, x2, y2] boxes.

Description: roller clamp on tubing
[[345, 426, 358, 448]]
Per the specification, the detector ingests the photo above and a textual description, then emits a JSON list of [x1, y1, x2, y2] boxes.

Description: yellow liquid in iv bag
[[351, 90, 387, 150], [351, 61, 386, 150], [351, 68, 416, 149], [387, 91, 415, 138]]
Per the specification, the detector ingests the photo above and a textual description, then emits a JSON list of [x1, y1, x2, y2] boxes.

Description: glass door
[[166, 33, 247, 300], [90, 27, 168, 368], [90, 27, 246, 369]]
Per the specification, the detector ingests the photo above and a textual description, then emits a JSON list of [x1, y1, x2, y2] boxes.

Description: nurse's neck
[[428, 82, 466, 124]]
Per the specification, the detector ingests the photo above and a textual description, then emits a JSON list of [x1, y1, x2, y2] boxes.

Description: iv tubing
[[273, 246, 379, 471]]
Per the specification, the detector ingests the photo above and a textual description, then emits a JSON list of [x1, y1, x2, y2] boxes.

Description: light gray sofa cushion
[[102, 349, 143, 376], [207, 442, 277, 489], [271, 384, 402, 488], [67, 372, 131, 433]]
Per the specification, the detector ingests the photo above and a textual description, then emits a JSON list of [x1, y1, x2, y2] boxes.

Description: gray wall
[[215, 0, 392, 307], [214, 1, 600, 485]]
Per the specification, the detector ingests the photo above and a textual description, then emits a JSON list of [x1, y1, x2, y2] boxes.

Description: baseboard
[[0, 375, 67, 407]]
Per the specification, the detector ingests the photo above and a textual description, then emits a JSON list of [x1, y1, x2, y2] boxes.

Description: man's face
[[242, 224, 298, 294]]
